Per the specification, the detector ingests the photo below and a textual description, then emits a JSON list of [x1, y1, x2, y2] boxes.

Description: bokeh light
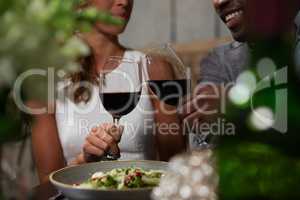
[[152, 150, 217, 200], [229, 70, 256, 106], [256, 57, 277, 79], [250, 107, 275, 131], [229, 84, 251, 106]]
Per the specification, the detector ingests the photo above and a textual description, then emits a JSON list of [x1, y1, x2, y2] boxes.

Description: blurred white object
[[152, 150, 218, 200]]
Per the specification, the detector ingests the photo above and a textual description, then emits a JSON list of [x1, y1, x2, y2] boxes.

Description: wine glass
[[99, 56, 143, 160], [145, 43, 211, 151]]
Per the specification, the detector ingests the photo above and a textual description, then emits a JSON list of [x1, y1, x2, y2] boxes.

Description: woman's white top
[[55, 51, 156, 164]]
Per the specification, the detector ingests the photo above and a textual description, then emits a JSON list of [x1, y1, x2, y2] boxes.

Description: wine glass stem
[[113, 117, 120, 125]]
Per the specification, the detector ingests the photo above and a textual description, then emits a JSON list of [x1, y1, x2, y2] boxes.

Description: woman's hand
[[82, 123, 124, 163]]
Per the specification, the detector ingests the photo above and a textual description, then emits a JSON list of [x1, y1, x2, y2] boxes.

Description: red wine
[[148, 79, 190, 106], [99, 92, 141, 118]]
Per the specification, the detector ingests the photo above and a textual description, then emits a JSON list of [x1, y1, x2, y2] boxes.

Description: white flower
[[61, 36, 90, 58], [0, 58, 16, 87]]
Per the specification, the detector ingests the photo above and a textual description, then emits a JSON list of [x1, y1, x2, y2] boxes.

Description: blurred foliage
[[0, 0, 124, 142], [0, 1, 125, 198], [217, 142, 300, 200], [0, 87, 23, 143], [218, 35, 300, 199]]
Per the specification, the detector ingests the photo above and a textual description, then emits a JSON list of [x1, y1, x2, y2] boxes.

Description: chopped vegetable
[[75, 167, 164, 190]]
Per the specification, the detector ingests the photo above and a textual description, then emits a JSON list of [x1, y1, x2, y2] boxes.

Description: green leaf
[[76, 8, 125, 26], [0, 1, 14, 16]]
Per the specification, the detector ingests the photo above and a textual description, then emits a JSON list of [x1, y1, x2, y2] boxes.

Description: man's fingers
[[179, 96, 211, 119], [180, 93, 193, 107], [183, 111, 205, 126], [183, 102, 220, 123], [183, 111, 219, 135], [179, 83, 222, 118]]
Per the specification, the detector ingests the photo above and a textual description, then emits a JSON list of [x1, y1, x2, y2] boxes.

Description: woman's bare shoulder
[[147, 55, 174, 80]]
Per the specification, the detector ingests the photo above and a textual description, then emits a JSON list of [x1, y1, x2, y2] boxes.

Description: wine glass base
[[188, 133, 214, 151]]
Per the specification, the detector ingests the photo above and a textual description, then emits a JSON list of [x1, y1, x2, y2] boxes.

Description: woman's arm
[[31, 112, 66, 183], [31, 102, 123, 183], [148, 56, 186, 161]]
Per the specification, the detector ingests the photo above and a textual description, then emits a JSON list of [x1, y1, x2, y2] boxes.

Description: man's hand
[[179, 83, 223, 134]]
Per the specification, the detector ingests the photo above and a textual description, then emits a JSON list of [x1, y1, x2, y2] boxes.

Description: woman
[[31, 0, 185, 183]]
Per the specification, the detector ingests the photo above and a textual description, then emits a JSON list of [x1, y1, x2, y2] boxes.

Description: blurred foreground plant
[[0, 0, 124, 141], [0, 1, 123, 198], [217, 142, 300, 200]]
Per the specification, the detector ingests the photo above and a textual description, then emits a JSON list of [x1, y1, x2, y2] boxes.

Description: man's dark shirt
[[199, 41, 249, 84], [295, 11, 300, 69]]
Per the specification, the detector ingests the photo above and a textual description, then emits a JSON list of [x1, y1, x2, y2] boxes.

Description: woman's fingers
[[83, 123, 123, 162], [98, 123, 122, 159], [86, 135, 109, 151], [101, 123, 124, 143], [83, 124, 123, 163], [91, 126, 98, 133], [83, 142, 104, 157], [90, 125, 113, 145], [108, 125, 124, 142], [99, 132, 114, 146]]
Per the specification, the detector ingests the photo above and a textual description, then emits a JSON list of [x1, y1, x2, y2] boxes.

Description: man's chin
[[231, 30, 247, 43]]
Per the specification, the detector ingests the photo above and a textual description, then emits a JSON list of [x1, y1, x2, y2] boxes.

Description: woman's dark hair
[[66, 1, 98, 103], [68, 49, 99, 104]]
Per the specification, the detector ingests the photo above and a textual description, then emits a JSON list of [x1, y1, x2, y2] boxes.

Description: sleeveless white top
[[55, 51, 156, 164]]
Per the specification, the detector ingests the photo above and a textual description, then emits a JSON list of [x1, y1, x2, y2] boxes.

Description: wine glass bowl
[[144, 44, 212, 150], [99, 56, 142, 123], [145, 44, 191, 108]]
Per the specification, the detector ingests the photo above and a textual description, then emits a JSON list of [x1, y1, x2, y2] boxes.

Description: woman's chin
[[95, 24, 126, 36]]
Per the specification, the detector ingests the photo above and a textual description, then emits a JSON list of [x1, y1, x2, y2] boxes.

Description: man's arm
[[199, 49, 229, 84]]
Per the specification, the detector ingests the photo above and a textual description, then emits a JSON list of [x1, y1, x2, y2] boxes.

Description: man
[[180, 0, 300, 149], [200, 0, 249, 84], [200, 0, 300, 85]]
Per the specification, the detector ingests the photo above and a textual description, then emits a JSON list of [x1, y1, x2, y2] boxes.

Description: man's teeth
[[225, 10, 243, 22]]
